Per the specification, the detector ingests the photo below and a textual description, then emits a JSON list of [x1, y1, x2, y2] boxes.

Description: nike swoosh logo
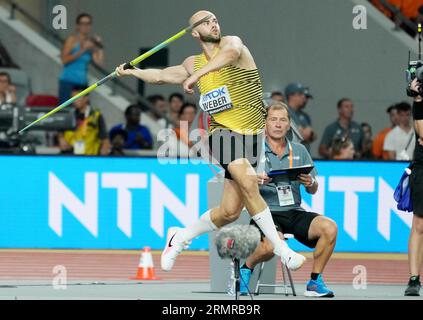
[[168, 234, 176, 248]]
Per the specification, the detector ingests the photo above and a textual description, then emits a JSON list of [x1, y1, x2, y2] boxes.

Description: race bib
[[199, 85, 233, 115], [276, 185, 295, 207]]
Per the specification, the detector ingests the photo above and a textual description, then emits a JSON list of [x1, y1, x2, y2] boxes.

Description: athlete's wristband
[[413, 100, 423, 120]]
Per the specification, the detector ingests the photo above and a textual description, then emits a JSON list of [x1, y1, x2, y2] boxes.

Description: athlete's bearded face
[[191, 13, 221, 43], [198, 25, 221, 43], [199, 32, 221, 43]]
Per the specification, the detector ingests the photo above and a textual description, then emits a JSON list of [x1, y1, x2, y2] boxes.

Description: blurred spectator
[[174, 102, 197, 148], [285, 83, 316, 150], [304, 87, 312, 99], [319, 98, 364, 159], [58, 87, 110, 155], [59, 13, 104, 104], [330, 137, 355, 160], [361, 122, 373, 159], [298, 87, 314, 126], [0, 41, 19, 68], [270, 91, 285, 103], [109, 128, 127, 156], [146, 94, 168, 126], [298, 86, 316, 143], [383, 102, 415, 160], [109, 104, 153, 150], [0, 72, 16, 105], [372, 104, 399, 159], [168, 92, 184, 125]]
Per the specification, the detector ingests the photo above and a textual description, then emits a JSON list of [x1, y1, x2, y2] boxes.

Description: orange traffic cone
[[130, 247, 161, 280]]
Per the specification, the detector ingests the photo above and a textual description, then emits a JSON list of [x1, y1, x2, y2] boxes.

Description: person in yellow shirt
[[58, 87, 110, 155]]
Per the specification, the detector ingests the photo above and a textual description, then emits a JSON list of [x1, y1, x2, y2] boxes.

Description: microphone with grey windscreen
[[215, 225, 261, 259]]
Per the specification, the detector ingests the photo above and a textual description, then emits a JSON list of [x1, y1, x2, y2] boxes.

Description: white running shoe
[[160, 227, 191, 271], [281, 248, 306, 271]]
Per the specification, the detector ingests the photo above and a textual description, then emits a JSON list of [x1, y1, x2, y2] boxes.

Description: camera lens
[[416, 66, 423, 81]]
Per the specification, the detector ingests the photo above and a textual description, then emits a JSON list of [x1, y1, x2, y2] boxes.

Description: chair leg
[[285, 265, 297, 296], [254, 262, 265, 295], [281, 262, 288, 296]]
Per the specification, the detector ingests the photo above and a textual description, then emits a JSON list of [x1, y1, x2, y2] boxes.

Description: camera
[[406, 60, 423, 97], [406, 23, 423, 97]]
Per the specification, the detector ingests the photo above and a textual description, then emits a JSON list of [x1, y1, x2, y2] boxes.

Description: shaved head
[[189, 10, 215, 26]]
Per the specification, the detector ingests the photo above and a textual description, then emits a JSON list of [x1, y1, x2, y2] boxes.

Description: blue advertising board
[[0, 156, 412, 252]]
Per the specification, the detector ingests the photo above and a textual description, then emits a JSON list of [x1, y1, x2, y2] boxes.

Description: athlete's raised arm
[[115, 56, 194, 85]]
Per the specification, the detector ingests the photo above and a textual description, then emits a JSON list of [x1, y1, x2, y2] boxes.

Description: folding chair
[[254, 234, 296, 296]]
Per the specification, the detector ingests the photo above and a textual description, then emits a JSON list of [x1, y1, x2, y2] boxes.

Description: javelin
[[19, 14, 212, 133]]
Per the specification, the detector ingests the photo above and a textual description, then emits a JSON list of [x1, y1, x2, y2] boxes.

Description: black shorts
[[208, 129, 264, 180], [410, 166, 423, 217], [250, 209, 320, 248]]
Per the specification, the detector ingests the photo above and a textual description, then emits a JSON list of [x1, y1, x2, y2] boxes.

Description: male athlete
[[116, 11, 305, 272]]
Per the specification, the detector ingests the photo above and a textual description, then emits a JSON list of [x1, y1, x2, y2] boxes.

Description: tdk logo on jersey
[[201, 87, 226, 102], [199, 85, 233, 114]]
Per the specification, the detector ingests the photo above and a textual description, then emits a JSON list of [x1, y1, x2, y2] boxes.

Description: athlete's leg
[[161, 177, 244, 271], [228, 158, 305, 270], [179, 178, 245, 241]]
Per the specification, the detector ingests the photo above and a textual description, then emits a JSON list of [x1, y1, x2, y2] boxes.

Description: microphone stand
[[233, 258, 240, 300], [419, 24, 422, 60]]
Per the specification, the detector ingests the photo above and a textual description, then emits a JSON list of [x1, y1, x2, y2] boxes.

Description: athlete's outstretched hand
[[115, 63, 134, 77], [183, 74, 198, 95]]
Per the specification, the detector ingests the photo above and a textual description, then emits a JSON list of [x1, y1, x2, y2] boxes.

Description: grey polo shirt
[[296, 110, 312, 128], [320, 120, 363, 152], [287, 107, 312, 129], [287, 106, 311, 150], [287, 106, 301, 129], [259, 138, 317, 213], [294, 109, 313, 152]]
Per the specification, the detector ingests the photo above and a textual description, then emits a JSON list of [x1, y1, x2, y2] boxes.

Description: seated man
[[240, 102, 338, 298], [109, 104, 153, 150], [58, 86, 110, 155]]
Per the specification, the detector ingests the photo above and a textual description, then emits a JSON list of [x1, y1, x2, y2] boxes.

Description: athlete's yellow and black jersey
[[194, 52, 266, 135]]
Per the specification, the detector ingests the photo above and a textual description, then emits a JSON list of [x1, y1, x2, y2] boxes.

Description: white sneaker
[[281, 249, 306, 271], [160, 227, 190, 271]]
